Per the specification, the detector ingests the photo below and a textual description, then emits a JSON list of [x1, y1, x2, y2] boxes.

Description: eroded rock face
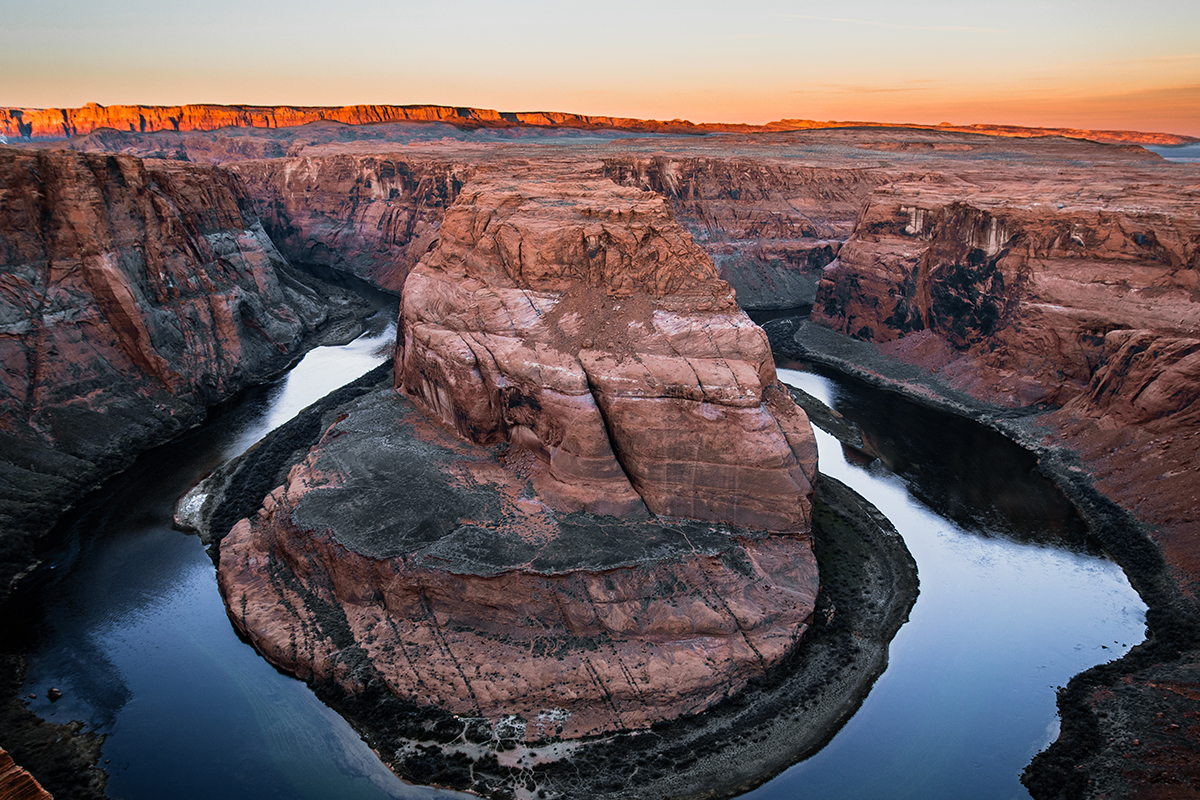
[[0, 147, 337, 598], [218, 387, 819, 739], [604, 156, 887, 310], [809, 173, 1200, 576], [396, 177, 818, 532], [813, 180, 1200, 407], [5, 103, 1194, 145], [230, 155, 475, 292]]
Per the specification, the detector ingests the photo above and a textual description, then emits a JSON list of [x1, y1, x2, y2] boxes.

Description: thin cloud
[[779, 14, 1007, 34]]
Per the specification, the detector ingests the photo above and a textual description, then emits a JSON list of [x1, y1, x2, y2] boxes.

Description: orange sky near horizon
[[2, 0, 1198, 136]]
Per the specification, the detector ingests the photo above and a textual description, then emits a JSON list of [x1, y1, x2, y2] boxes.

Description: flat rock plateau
[[2, 105, 1198, 799]]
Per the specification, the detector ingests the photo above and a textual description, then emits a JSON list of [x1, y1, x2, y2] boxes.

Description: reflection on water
[[11, 312, 463, 800], [7, 326, 1145, 800], [779, 365, 1091, 548], [758, 368, 1146, 800]]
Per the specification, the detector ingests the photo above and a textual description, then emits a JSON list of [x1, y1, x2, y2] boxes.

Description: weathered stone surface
[[396, 177, 818, 532], [813, 177, 1200, 407], [0, 146, 354, 600], [801, 145, 1200, 799], [229, 155, 475, 292], [603, 156, 884, 309], [218, 174, 821, 743], [218, 387, 819, 739], [0, 748, 51, 800], [0, 747, 53, 800]]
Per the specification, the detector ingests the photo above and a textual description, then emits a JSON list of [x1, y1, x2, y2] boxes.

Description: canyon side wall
[[0, 147, 344, 600], [807, 171, 1200, 798], [604, 155, 890, 309], [812, 179, 1200, 408], [228, 155, 475, 292]]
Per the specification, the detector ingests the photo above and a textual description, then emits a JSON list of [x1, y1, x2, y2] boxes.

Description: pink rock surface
[[396, 177, 818, 532]]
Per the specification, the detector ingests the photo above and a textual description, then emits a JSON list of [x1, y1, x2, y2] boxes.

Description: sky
[[2, 0, 1198, 136]]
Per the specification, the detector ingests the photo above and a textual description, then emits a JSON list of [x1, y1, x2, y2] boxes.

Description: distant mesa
[[1, 102, 1196, 146]]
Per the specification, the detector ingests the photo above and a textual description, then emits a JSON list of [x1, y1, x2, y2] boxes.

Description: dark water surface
[[9, 329, 1144, 799]]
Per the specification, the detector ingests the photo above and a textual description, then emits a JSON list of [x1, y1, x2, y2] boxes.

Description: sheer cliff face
[[809, 175, 1200, 564], [812, 180, 1200, 408], [230, 155, 475, 292], [396, 177, 818, 532], [603, 155, 889, 310], [0, 147, 331, 597]]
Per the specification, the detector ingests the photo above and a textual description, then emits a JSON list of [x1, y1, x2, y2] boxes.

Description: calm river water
[[9, 322, 1145, 800]]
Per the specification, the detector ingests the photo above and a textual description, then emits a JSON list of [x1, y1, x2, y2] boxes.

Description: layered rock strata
[[4, 103, 1193, 145], [219, 176, 820, 740], [0, 147, 355, 600], [809, 177, 1200, 545], [812, 178, 1200, 408], [396, 178, 818, 531], [807, 168, 1200, 798], [229, 155, 475, 292], [603, 156, 887, 309], [0, 747, 52, 800]]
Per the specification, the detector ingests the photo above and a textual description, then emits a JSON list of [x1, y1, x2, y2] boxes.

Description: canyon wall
[[811, 178, 1200, 407], [604, 155, 888, 309], [0, 147, 349, 600], [228, 155, 476, 292]]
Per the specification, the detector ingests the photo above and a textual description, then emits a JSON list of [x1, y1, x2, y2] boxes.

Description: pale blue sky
[[2, 0, 1198, 134]]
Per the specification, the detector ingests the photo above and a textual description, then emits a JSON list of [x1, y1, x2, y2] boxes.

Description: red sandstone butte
[[218, 174, 820, 740], [396, 177, 818, 531]]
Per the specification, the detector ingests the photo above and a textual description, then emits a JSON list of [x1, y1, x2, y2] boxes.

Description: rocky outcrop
[[217, 175, 820, 743], [0, 147, 361, 600], [396, 177, 818, 530], [604, 156, 887, 309], [229, 155, 475, 292]]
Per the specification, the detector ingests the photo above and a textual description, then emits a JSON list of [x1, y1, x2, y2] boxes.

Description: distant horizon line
[[2, 101, 1197, 146]]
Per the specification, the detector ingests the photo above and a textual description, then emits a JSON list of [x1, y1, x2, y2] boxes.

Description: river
[[7, 317, 1145, 800]]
